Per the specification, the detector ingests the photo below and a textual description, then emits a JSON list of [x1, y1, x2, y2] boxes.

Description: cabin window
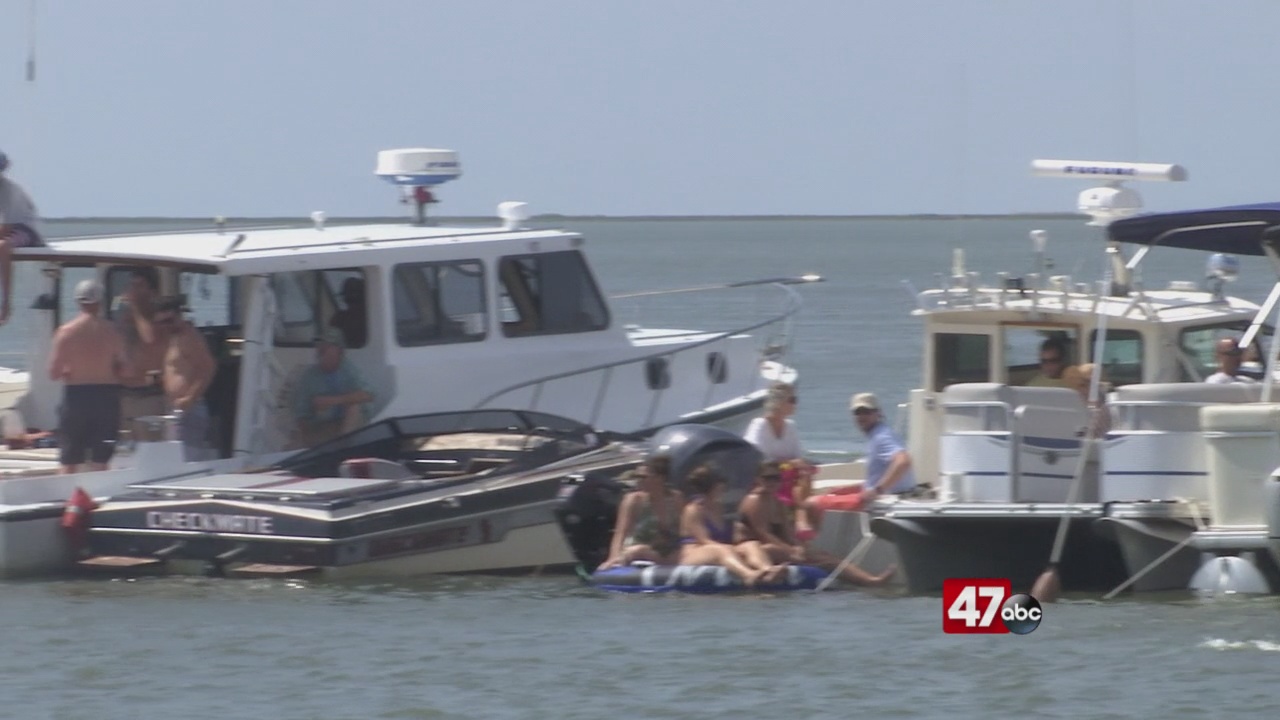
[[270, 268, 368, 348], [1004, 327, 1074, 387], [178, 271, 240, 328], [102, 266, 239, 329], [104, 266, 160, 323], [932, 333, 990, 390], [1089, 328, 1143, 387], [706, 352, 728, 384], [1178, 323, 1273, 382], [498, 250, 609, 337], [646, 357, 671, 390], [392, 260, 487, 346]]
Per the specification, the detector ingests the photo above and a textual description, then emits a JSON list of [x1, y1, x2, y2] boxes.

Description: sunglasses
[[853, 408, 876, 416], [760, 474, 782, 482]]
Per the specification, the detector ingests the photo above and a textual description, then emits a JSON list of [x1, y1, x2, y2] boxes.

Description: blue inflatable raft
[[589, 563, 828, 594]]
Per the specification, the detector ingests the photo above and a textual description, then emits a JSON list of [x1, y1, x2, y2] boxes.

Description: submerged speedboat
[[80, 413, 788, 580], [0, 146, 817, 578], [80, 410, 647, 578], [809, 159, 1280, 596]]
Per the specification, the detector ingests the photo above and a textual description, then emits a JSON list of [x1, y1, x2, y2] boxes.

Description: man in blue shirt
[[851, 392, 916, 499], [292, 329, 375, 446]]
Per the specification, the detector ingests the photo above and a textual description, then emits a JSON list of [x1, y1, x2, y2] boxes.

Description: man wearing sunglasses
[[1026, 337, 1072, 388]]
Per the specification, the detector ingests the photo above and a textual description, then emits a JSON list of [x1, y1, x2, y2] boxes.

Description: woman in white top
[[742, 382, 818, 540]]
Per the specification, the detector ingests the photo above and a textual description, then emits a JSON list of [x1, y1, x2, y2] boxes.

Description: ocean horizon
[[40, 212, 1088, 223]]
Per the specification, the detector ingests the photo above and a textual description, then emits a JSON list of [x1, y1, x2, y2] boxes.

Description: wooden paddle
[[814, 507, 874, 592], [1031, 277, 1111, 603]]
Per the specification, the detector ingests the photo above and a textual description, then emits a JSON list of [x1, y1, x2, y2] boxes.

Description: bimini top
[[1107, 202, 1280, 256]]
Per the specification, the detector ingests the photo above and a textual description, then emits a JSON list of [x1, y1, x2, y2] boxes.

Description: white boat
[[0, 147, 814, 578], [1103, 203, 1280, 595], [807, 159, 1280, 596]]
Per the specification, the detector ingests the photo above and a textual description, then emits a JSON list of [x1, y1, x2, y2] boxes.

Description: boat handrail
[[48, 222, 308, 243], [1107, 399, 1264, 408], [471, 277, 818, 431]]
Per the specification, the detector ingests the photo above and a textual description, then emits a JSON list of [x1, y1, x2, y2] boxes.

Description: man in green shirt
[[292, 329, 375, 446]]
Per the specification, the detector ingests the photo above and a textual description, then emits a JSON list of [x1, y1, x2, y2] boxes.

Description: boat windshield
[[269, 409, 601, 479]]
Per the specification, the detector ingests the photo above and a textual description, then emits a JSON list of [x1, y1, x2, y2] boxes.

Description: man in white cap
[[802, 391, 919, 529], [849, 392, 916, 500], [47, 279, 127, 473], [0, 151, 45, 325]]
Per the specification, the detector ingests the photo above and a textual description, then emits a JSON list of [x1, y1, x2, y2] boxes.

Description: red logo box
[[942, 578, 1012, 634]]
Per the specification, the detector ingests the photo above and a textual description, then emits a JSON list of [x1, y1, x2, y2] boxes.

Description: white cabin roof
[[16, 222, 579, 274], [916, 286, 1262, 328]]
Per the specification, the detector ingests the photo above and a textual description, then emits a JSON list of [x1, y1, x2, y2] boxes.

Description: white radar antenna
[[375, 148, 463, 226], [1031, 158, 1187, 227], [1031, 158, 1189, 297]]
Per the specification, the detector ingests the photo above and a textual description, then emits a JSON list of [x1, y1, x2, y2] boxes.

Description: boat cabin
[[6, 149, 801, 471], [902, 164, 1280, 499], [12, 215, 619, 458]]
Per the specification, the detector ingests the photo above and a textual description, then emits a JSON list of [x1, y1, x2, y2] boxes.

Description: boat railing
[[470, 275, 822, 433]]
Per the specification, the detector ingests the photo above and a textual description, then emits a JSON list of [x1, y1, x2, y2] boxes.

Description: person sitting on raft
[[735, 460, 895, 587], [596, 455, 684, 571], [679, 464, 787, 586]]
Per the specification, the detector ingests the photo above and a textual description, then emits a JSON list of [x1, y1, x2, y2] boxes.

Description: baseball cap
[[73, 279, 103, 305], [315, 327, 346, 348], [850, 392, 880, 412]]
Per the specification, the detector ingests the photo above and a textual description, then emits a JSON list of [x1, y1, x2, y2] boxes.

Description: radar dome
[[375, 148, 462, 187], [1207, 253, 1240, 281]]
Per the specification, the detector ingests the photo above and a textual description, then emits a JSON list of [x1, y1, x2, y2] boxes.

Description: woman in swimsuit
[[735, 460, 895, 587], [678, 465, 783, 586], [597, 455, 685, 571]]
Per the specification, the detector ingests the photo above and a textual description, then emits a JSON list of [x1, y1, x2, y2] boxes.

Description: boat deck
[[0, 447, 60, 480]]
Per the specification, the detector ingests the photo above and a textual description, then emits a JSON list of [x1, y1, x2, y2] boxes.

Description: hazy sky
[[1, 0, 1276, 218]]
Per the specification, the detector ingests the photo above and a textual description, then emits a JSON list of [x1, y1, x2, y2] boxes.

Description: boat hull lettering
[[145, 511, 275, 535], [365, 524, 479, 559]]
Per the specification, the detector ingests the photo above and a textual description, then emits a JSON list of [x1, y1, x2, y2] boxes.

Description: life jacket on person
[[61, 486, 97, 552]]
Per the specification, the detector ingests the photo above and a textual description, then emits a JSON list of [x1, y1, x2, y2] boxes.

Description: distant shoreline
[[46, 212, 1088, 223]]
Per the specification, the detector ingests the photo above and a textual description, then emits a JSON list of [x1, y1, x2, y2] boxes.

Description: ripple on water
[[4, 564, 1280, 717]]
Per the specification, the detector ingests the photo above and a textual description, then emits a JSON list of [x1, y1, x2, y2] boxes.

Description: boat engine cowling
[[555, 471, 629, 573], [648, 424, 764, 513]]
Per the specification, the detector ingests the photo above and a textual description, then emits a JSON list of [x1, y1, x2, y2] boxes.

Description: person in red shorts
[[804, 392, 917, 532]]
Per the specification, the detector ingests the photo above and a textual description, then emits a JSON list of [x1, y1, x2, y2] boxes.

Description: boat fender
[[60, 486, 97, 553]]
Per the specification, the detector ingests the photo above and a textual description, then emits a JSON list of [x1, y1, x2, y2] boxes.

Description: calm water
[[2, 216, 1279, 718]]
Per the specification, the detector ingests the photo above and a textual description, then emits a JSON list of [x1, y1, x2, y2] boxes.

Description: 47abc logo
[[942, 578, 1042, 635]]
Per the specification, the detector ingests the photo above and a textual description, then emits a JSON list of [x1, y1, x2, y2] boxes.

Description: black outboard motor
[[555, 470, 631, 574], [649, 424, 764, 513]]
